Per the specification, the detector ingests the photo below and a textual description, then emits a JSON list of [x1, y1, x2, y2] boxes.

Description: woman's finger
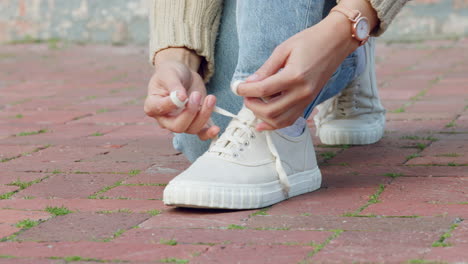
[[236, 69, 292, 98], [197, 125, 220, 141], [246, 44, 291, 82], [157, 92, 201, 133], [185, 95, 217, 134]]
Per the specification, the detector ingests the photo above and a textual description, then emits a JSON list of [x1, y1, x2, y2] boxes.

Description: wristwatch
[[330, 6, 370, 46]]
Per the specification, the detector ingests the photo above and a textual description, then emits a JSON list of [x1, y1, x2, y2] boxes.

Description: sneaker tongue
[[236, 106, 256, 124], [214, 107, 257, 158]]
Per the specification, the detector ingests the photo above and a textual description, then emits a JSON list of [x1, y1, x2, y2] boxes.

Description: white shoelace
[[209, 106, 291, 195]]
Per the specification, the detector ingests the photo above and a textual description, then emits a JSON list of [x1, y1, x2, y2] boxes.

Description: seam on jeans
[[303, 0, 314, 29]]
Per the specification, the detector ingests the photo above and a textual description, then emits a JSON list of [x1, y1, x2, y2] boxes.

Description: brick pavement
[[0, 39, 467, 263]]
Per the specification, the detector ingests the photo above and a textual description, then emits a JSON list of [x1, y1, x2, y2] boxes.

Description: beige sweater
[[149, 0, 408, 82]]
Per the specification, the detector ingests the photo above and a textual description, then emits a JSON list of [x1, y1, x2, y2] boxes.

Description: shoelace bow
[[208, 106, 291, 195]]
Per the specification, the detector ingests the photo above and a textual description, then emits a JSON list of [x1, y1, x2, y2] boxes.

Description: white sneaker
[[163, 106, 322, 209], [314, 38, 386, 145]]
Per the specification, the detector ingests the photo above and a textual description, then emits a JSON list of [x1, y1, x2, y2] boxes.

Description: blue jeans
[[173, 0, 358, 162]]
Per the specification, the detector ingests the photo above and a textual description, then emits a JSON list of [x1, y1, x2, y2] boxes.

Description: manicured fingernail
[[207, 96, 216, 107], [246, 74, 259, 82], [190, 92, 201, 105], [256, 123, 264, 132], [177, 92, 187, 101]]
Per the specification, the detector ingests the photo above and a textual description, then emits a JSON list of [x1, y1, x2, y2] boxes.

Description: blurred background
[[0, 0, 467, 46]]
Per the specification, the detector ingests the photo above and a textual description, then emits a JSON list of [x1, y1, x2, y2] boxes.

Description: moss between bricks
[[407, 259, 448, 264], [15, 129, 48, 137], [160, 238, 178, 246], [96, 208, 133, 214], [45, 206, 73, 216], [1, 145, 51, 164], [383, 172, 404, 179], [1, 173, 51, 200], [160, 258, 189, 264], [48, 256, 106, 262], [431, 223, 460, 247], [400, 135, 438, 142], [15, 219, 40, 229], [88, 180, 124, 199], [101, 229, 126, 242], [1, 218, 43, 242], [250, 207, 271, 216], [299, 229, 344, 263], [227, 224, 246, 230], [342, 184, 386, 217]]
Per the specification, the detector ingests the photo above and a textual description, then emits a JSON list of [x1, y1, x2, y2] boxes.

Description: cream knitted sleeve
[[149, 0, 223, 82], [337, 0, 408, 35]]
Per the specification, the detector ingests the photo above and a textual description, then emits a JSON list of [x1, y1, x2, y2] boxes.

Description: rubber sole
[[318, 118, 385, 145], [163, 167, 322, 209]]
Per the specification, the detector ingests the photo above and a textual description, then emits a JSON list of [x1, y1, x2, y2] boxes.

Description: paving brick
[[0, 145, 42, 162], [84, 137, 180, 164], [441, 113, 468, 133], [13, 173, 127, 199], [267, 187, 376, 216], [70, 110, 151, 125], [364, 177, 468, 217], [140, 209, 253, 229], [0, 160, 151, 174], [0, 124, 118, 146], [329, 146, 415, 166], [0, 110, 92, 125], [122, 173, 175, 185], [116, 228, 332, 247], [4, 145, 108, 167], [0, 209, 51, 224], [0, 198, 166, 213], [0, 259, 59, 264], [0, 223, 20, 239], [15, 212, 150, 242], [387, 112, 456, 121], [424, 246, 468, 263], [321, 164, 468, 178], [246, 215, 453, 232], [101, 185, 164, 200], [320, 165, 391, 188], [406, 134, 468, 165], [0, 172, 49, 185], [385, 119, 450, 133], [446, 220, 468, 246], [192, 244, 312, 264], [0, 242, 207, 262], [311, 231, 436, 263], [0, 185, 18, 195]]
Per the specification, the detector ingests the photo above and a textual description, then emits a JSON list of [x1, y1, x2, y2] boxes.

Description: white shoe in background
[[314, 38, 386, 145]]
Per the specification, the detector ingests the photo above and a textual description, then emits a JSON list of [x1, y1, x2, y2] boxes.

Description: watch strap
[[330, 6, 361, 22]]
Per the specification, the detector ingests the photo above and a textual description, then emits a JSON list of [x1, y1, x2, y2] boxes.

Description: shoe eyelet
[[233, 153, 239, 158], [250, 134, 256, 139], [244, 141, 250, 146], [239, 148, 244, 152]]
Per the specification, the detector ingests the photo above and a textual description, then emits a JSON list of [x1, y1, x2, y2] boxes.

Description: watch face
[[355, 18, 369, 40]]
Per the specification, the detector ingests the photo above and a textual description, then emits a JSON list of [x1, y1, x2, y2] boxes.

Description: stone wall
[[0, 0, 467, 45]]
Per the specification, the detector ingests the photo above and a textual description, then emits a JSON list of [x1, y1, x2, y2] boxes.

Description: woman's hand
[[144, 48, 220, 140], [236, 13, 359, 131], [237, 0, 378, 131]]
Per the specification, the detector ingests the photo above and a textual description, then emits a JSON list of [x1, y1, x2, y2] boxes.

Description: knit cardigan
[[149, 0, 408, 82]]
